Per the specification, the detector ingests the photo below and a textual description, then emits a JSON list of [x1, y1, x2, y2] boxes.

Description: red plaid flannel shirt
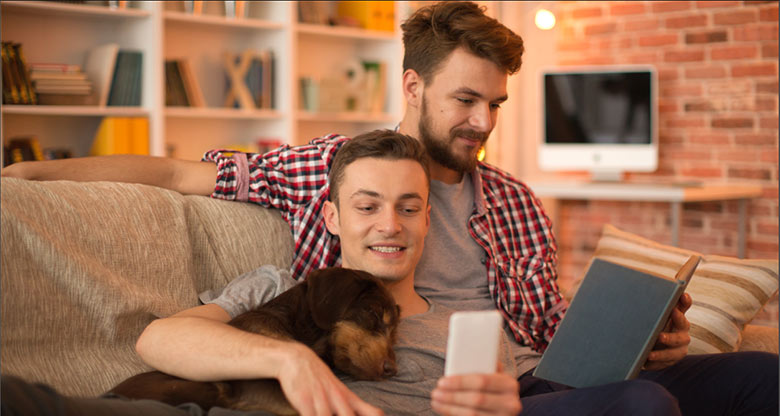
[[203, 134, 567, 352]]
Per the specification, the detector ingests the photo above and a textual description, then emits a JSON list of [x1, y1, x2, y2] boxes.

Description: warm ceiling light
[[535, 9, 556, 30]]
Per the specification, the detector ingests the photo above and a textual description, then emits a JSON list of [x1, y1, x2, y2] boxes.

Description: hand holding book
[[643, 292, 693, 371]]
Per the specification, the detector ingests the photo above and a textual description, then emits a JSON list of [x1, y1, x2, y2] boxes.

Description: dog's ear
[[306, 267, 374, 330]]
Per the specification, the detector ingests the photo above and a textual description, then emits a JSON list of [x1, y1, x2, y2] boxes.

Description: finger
[[648, 344, 688, 363], [436, 374, 518, 394], [432, 389, 518, 413], [671, 308, 691, 332], [678, 293, 693, 312]]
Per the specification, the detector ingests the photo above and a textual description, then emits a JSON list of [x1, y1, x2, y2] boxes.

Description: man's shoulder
[[475, 162, 535, 196]]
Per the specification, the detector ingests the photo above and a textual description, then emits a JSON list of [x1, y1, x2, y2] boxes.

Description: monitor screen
[[538, 66, 658, 180]]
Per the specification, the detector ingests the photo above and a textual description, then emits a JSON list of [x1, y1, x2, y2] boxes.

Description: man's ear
[[323, 200, 340, 236], [425, 203, 431, 228], [402, 69, 422, 108]]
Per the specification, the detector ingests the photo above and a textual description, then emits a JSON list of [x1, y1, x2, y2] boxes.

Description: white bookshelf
[[1, 1, 404, 162]]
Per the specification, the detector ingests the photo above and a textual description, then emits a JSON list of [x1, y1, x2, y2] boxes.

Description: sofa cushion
[[0, 178, 293, 397], [589, 224, 778, 355]]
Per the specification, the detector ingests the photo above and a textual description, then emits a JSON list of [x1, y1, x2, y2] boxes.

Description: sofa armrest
[[1, 178, 293, 397]]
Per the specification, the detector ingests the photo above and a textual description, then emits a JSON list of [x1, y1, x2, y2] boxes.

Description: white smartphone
[[444, 310, 503, 376]]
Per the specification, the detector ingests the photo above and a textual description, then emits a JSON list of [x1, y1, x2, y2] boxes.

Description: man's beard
[[418, 97, 487, 173]]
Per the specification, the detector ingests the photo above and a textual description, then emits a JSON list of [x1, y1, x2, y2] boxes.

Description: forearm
[[1, 155, 216, 196], [136, 309, 296, 381]]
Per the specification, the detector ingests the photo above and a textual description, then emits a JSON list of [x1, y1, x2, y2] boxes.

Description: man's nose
[[376, 210, 402, 234], [469, 103, 494, 133]]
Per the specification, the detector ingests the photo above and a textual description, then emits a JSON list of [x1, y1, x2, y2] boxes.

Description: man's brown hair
[[401, 1, 524, 84], [329, 130, 431, 206]]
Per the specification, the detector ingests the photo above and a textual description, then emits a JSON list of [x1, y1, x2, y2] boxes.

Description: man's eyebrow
[[349, 190, 424, 201], [453, 87, 508, 103], [399, 192, 424, 201]]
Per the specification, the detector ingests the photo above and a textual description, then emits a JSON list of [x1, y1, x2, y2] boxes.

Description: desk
[[527, 182, 763, 258]]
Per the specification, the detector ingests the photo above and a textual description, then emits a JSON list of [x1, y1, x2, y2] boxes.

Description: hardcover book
[[533, 255, 701, 388]]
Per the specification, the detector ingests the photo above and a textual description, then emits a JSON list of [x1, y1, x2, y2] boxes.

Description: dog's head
[[305, 267, 400, 381]]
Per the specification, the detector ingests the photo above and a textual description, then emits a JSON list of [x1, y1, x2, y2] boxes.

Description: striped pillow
[[591, 224, 778, 354]]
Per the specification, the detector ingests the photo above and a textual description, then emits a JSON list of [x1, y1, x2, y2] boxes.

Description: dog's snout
[[382, 359, 397, 377]]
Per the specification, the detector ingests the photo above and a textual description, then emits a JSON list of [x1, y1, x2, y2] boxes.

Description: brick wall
[[550, 1, 778, 324]]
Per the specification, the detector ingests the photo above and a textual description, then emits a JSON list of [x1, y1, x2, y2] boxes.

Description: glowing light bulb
[[477, 146, 486, 162], [535, 9, 556, 30]]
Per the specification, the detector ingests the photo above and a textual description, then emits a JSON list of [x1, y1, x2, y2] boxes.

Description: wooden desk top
[[527, 181, 763, 203]]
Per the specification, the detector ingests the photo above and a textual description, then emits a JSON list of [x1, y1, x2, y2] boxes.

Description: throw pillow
[[589, 224, 778, 354]]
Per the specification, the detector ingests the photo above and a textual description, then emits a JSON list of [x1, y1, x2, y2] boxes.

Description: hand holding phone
[[444, 310, 503, 376]]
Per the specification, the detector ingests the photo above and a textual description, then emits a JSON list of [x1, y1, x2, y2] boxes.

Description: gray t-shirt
[[414, 174, 541, 375], [200, 267, 518, 415]]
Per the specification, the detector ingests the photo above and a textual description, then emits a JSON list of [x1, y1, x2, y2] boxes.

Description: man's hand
[[431, 372, 521, 416], [277, 343, 384, 416], [644, 292, 692, 371]]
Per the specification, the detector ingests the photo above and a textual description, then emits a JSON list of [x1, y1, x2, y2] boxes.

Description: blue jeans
[[518, 352, 779, 416]]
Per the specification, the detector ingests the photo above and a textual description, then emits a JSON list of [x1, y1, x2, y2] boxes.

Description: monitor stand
[[589, 170, 624, 182]]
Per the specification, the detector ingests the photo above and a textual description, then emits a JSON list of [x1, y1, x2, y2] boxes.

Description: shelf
[[296, 23, 396, 41], [165, 107, 283, 120], [2, 105, 149, 117], [296, 111, 397, 123], [1, 1, 151, 19], [164, 11, 285, 31]]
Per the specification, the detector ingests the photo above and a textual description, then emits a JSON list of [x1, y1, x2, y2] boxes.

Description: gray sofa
[[1, 177, 776, 398]]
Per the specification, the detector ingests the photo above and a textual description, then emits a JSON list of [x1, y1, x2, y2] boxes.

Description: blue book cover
[[533, 255, 700, 388]]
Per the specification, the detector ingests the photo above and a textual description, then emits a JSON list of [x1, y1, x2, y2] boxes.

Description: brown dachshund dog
[[110, 267, 400, 415]]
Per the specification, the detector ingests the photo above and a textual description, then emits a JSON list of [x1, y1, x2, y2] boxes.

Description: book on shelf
[[533, 255, 702, 388], [183, 1, 204, 14], [165, 59, 204, 107], [298, 1, 331, 25], [175, 59, 205, 107], [3, 137, 44, 166], [2, 42, 37, 105], [84, 43, 119, 106], [107, 50, 143, 107], [89, 117, 149, 156], [27, 60, 94, 104]]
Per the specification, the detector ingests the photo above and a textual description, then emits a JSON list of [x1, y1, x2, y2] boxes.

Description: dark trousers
[[2, 352, 777, 415], [518, 352, 779, 416]]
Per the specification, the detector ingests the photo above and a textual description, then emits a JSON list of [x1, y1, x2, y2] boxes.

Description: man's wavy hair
[[401, 1, 524, 84], [329, 129, 431, 207]]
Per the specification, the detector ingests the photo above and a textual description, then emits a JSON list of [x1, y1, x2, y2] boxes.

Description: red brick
[[689, 132, 731, 145], [711, 218, 739, 231], [714, 10, 759, 25], [666, 116, 708, 128], [716, 149, 759, 162], [558, 40, 591, 52], [666, 14, 708, 28], [707, 79, 752, 95], [759, 5, 779, 21], [760, 185, 779, 198], [728, 167, 772, 180], [664, 50, 706, 62], [762, 42, 779, 58], [624, 18, 662, 31], [734, 133, 776, 145], [685, 31, 728, 44], [756, 80, 779, 93], [710, 45, 759, 60], [696, 1, 740, 8], [756, 223, 780, 237], [760, 150, 778, 163], [652, 2, 693, 13], [712, 118, 754, 128], [663, 149, 713, 161], [627, 52, 660, 64], [760, 116, 779, 129], [680, 166, 724, 177], [732, 63, 778, 77], [572, 7, 604, 19], [639, 33, 679, 47], [747, 241, 780, 254], [584, 22, 618, 36], [610, 2, 646, 15], [729, 97, 777, 111], [661, 84, 704, 97], [684, 65, 728, 79], [660, 133, 686, 145], [580, 56, 616, 65], [733, 25, 779, 41]]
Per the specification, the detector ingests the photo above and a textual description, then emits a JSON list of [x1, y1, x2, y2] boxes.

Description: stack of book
[[2, 42, 37, 105], [30, 62, 93, 105], [223, 49, 274, 110], [107, 50, 143, 106]]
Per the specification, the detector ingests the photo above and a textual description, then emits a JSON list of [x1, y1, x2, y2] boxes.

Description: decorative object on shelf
[[89, 117, 149, 156], [223, 48, 274, 110], [84, 43, 119, 107], [298, 1, 331, 25], [2, 42, 37, 105], [183, 1, 203, 14], [336, 1, 394, 32], [107, 0, 127, 10], [316, 58, 387, 114], [107, 50, 143, 106], [165, 59, 205, 107], [224, 0, 247, 19]]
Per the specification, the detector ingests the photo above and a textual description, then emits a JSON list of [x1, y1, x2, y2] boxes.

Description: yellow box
[[337, 1, 394, 32]]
